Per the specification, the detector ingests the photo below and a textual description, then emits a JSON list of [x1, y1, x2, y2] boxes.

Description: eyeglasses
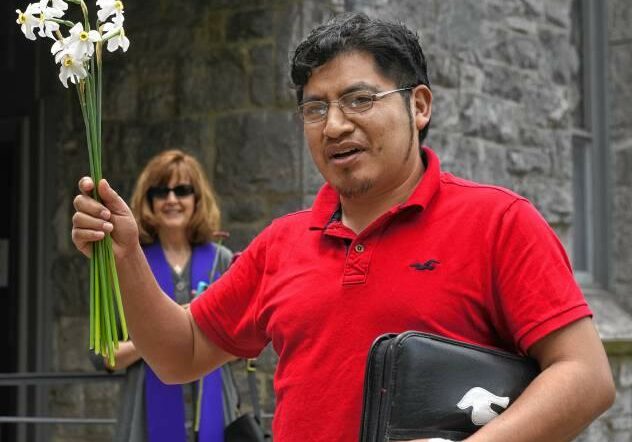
[[298, 87, 413, 124], [147, 184, 195, 200]]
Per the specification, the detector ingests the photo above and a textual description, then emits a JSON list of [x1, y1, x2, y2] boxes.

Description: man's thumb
[[98, 179, 129, 214]]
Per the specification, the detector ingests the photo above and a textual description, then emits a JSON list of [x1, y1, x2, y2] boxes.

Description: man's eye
[[303, 104, 326, 116], [345, 94, 373, 108]]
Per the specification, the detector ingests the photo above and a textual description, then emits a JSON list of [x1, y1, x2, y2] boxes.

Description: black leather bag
[[225, 414, 267, 442], [359, 332, 540, 441]]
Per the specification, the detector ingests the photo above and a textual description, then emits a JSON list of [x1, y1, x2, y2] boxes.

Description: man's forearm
[[463, 319, 614, 442], [115, 244, 196, 383], [463, 361, 612, 441]]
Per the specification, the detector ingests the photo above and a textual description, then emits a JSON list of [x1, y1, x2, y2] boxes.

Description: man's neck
[[340, 160, 425, 234]]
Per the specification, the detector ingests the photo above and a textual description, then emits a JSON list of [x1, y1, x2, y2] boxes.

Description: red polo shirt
[[191, 147, 590, 441]]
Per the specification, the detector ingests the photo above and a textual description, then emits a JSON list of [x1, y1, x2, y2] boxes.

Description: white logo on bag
[[456, 387, 510, 426]]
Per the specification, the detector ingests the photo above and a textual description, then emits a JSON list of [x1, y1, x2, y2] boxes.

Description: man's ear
[[412, 85, 432, 131]]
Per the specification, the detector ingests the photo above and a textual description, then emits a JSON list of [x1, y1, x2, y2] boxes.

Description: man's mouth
[[331, 147, 362, 159]]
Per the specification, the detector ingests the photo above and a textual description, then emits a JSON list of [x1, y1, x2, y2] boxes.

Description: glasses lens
[[172, 185, 194, 197], [148, 185, 194, 200], [148, 186, 170, 199], [340, 91, 374, 113], [300, 102, 327, 123]]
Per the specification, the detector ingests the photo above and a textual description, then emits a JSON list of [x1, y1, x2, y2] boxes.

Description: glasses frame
[[298, 87, 414, 124], [147, 184, 195, 201]]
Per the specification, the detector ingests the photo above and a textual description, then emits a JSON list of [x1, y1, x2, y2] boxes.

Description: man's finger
[[97, 179, 130, 215], [72, 211, 114, 233], [73, 194, 110, 220], [78, 176, 95, 195]]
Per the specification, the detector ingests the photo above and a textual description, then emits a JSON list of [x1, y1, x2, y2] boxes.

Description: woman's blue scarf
[[143, 242, 224, 442]]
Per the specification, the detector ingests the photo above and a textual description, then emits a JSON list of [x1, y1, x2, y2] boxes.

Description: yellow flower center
[[115, 1, 124, 10], [79, 31, 89, 41], [18, 12, 26, 24], [63, 57, 73, 67]]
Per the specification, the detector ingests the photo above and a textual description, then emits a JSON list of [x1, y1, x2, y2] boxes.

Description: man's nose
[[323, 105, 354, 139]]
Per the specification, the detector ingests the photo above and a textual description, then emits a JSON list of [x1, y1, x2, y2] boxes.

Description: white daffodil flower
[[66, 22, 102, 59], [58, 52, 88, 88], [36, 2, 64, 39], [51, 0, 68, 11], [96, 0, 124, 24], [16, 3, 42, 41], [102, 21, 129, 52]]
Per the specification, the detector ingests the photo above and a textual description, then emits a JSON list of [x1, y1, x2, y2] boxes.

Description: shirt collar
[[309, 146, 442, 230]]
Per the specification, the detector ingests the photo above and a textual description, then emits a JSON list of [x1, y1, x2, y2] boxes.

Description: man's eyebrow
[[301, 82, 380, 103]]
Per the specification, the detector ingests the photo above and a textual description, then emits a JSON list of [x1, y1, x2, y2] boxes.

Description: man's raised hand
[[71, 177, 139, 259]]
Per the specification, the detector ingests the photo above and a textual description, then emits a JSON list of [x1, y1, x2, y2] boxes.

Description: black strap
[[246, 359, 262, 422]]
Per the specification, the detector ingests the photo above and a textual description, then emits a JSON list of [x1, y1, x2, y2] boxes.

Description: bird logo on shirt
[[456, 387, 510, 426], [409, 259, 440, 271]]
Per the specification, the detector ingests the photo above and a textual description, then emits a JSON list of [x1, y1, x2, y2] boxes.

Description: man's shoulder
[[264, 208, 314, 237], [439, 172, 526, 208]]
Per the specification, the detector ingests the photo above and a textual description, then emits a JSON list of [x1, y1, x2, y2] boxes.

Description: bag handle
[[246, 358, 263, 422]]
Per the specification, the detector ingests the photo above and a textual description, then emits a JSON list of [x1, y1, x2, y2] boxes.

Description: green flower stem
[[107, 235, 128, 340], [75, 49, 127, 364], [47, 18, 75, 28]]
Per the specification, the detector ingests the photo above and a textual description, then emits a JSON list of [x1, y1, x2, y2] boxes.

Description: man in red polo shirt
[[72, 13, 614, 442]]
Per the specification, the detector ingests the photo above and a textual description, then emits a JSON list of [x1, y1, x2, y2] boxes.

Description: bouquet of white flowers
[[16, 0, 130, 366]]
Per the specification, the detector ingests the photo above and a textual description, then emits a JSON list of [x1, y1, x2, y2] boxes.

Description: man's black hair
[[291, 12, 431, 143]]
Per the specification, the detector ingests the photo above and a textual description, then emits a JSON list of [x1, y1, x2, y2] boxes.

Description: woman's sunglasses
[[147, 184, 195, 200]]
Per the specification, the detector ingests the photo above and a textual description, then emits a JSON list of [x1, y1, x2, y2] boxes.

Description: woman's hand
[[71, 177, 139, 259], [105, 340, 142, 371]]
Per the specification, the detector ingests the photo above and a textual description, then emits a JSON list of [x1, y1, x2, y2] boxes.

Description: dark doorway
[[0, 135, 19, 442]]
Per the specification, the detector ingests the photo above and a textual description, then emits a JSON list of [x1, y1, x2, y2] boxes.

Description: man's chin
[[333, 179, 374, 199]]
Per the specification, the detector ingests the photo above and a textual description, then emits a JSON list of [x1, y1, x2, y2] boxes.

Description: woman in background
[[98, 149, 237, 442]]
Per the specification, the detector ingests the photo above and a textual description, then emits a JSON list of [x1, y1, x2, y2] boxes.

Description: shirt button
[[354, 244, 365, 253]]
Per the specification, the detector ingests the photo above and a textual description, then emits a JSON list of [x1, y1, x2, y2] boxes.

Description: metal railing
[[0, 370, 124, 439]]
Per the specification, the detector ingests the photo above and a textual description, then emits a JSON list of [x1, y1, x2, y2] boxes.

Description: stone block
[[459, 93, 519, 144], [214, 110, 301, 195], [483, 28, 541, 70], [227, 9, 276, 41], [430, 88, 460, 131], [608, 0, 632, 41], [179, 49, 249, 114], [620, 361, 632, 388], [435, 0, 486, 53], [303, 145, 325, 195], [459, 63, 485, 93], [275, 3, 305, 105], [224, 224, 267, 252], [51, 256, 90, 317], [55, 316, 92, 371], [250, 45, 276, 106], [482, 64, 525, 102], [522, 82, 570, 128], [466, 142, 510, 187], [427, 133, 471, 179], [538, 28, 577, 86], [609, 45, 632, 143], [137, 58, 177, 120], [506, 148, 552, 176], [102, 62, 138, 121], [223, 196, 267, 223], [545, 0, 571, 28], [428, 50, 460, 88]]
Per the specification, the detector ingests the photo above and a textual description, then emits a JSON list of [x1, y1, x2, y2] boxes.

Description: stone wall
[[609, 0, 632, 311], [42, 0, 632, 441]]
